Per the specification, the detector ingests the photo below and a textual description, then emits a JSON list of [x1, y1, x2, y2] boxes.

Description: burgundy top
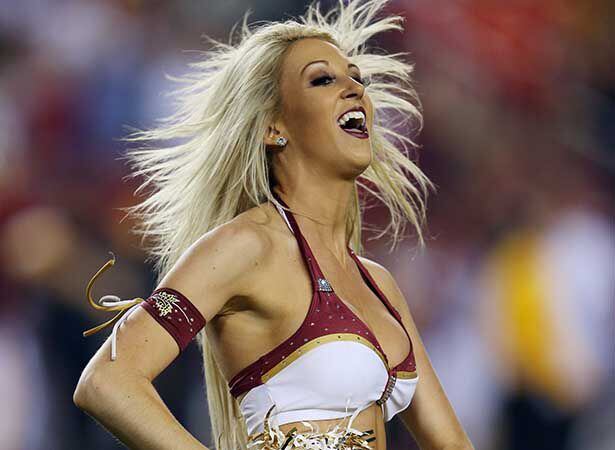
[[227, 193, 416, 398], [140, 287, 206, 353]]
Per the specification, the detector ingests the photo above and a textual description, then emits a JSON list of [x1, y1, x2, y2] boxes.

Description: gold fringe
[[247, 404, 375, 449]]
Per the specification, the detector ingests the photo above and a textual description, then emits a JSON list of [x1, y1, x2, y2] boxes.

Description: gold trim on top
[[395, 370, 418, 379], [261, 333, 388, 383]]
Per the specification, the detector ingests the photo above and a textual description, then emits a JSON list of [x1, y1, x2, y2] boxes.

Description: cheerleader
[[74, 1, 472, 449]]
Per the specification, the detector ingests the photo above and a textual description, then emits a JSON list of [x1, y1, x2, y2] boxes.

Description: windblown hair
[[120, 0, 435, 448]]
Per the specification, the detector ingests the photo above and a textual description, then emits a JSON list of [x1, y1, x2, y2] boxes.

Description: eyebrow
[[300, 60, 360, 76]]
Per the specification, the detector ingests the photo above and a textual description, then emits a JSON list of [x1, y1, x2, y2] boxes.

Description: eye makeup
[[310, 74, 334, 86], [309, 73, 370, 87]]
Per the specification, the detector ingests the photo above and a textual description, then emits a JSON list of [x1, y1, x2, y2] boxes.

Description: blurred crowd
[[0, 1, 613, 449]]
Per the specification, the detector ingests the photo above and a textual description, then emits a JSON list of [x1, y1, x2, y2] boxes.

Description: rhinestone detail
[[317, 277, 333, 292], [151, 291, 180, 317], [376, 374, 397, 405]]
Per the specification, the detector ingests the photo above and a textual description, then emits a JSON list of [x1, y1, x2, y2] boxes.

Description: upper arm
[[359, 257, 473, 450], [77, 219, 272, 389]]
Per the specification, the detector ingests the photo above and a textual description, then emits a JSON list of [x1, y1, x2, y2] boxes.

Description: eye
[[311, 75, 335, 86], [352, 75, 371, 87]]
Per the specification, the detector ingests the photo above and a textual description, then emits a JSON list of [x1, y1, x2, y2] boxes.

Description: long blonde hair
[[120, 0, 435, 448]]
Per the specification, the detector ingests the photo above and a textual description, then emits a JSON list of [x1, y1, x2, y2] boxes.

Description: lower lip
[[339, 126, 369, 139]]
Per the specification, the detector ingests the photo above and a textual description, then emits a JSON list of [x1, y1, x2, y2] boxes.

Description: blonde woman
[[73, 0, 472, 449]]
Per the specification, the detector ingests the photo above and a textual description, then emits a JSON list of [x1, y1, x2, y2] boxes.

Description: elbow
[[73, 368, 107, 412], [73, 365, 151, 413], [73, 370, 93, 411]]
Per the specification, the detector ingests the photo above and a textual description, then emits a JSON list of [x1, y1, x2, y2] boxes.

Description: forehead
[[281, 38, 350, 76]]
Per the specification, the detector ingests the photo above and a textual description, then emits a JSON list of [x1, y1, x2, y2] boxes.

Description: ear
[[263, 123, 288, 148]]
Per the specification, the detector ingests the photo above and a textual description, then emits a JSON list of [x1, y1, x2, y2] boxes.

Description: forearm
[[75, 372, 208, 450]]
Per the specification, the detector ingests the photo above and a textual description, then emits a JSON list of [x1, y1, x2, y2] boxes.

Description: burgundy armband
[[140, 287, 206, 353]]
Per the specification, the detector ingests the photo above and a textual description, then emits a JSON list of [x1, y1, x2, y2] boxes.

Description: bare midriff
[[241, 397, 387, 450]]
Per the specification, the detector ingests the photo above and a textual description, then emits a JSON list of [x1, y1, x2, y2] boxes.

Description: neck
[[273, 181, 354, 264]]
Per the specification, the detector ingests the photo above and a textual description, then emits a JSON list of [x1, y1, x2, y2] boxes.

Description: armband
[[140, 287, 206, 353], [81, 252, 206, 361]]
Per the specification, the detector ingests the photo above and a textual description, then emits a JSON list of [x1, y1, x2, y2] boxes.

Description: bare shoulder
[[197, 204, 275, 259], [157, 203, 279, 315], [359, 256, 397, 296], [356, 255, 406, 312], [356, 255, 390, 279]]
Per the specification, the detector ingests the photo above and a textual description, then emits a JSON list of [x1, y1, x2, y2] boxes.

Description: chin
[[346, 146, 372, 177], [327, 129, 373, 175]]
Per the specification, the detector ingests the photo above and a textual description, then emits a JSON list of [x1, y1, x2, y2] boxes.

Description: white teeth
[[337, 110, 366, 128]]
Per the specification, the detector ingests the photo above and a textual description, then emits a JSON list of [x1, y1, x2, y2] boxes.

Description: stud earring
[[275, 136, 287, 147]]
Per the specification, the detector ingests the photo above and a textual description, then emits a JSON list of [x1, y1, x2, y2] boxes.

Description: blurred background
[[0, 1, 613, 449]]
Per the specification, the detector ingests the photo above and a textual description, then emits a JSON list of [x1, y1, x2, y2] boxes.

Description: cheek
[[364, 96, 374, 128], [287, 96, 334, 135]]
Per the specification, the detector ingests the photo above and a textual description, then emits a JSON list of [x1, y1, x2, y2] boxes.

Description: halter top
[[229, 194, 418, 436]]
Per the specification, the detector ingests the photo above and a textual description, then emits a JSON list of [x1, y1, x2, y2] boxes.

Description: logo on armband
[[151, 291, 180, 317]]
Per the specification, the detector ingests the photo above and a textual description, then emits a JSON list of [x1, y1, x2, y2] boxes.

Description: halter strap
[[271, 200, 294, 235], [271, 192, 330, 290]]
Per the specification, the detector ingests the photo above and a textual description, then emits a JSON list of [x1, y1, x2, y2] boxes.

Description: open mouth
[[337, 107, 369, 139]]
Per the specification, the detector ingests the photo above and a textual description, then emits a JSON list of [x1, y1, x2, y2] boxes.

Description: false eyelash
[[356, 75, 372, 87], [311, 75, 334, 86], [311, 75, 372, 87]]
